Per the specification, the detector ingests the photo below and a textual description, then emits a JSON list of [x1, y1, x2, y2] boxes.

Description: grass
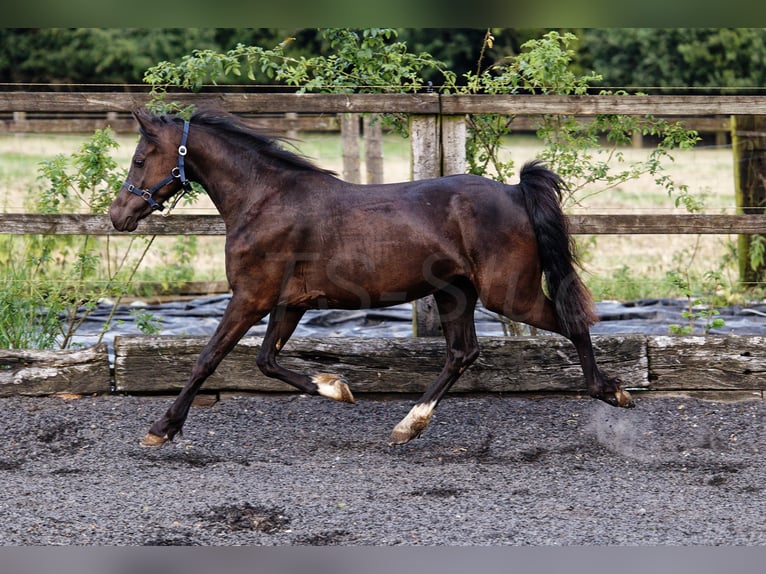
[[0, 130, 747, 304]]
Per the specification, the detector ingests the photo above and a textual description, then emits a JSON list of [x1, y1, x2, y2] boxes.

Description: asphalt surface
[[0, 392, 763, 545]]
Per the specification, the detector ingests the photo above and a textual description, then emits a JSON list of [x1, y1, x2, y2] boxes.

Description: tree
[[0, 29, 222, 84], [580, 28, 766, 91]]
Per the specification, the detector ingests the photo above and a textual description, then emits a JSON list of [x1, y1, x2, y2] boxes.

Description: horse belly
[[279, 189, 501, 309], [283, 241, 467, 310]]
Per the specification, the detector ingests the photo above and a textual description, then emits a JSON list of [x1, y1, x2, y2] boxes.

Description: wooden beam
[[0, 344, 110, 397], [0, 92, 441, 114], [0, 115, 341, 134], [3, 213, 766, 236], [0, 114, 733, 136], [0, 213, 226, 235], [111, 334, 766, 395], [566, 214, 766, 235], [3, 92, 766, 116], [440, 94, 766, 116], [0, 333, 763, 397], [648, 335, 766, 390], [113, 334, 649, 394]]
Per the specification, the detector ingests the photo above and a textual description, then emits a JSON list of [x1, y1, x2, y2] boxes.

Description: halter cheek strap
[[122, 120, 193, 213]]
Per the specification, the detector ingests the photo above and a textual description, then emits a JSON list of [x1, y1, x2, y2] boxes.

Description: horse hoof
[[388, 401, 435, 446], [140, 432, 169, 448], [614, 389, 635, 408], [388, 428, 416, 446], [314, 373, 355, 403]]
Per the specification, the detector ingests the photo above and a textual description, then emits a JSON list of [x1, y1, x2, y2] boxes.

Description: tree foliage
[[0, 29, 281, 84], [580, 28, 766, 91], [3, 28, 766, 91], [145, 29, 455, 95]]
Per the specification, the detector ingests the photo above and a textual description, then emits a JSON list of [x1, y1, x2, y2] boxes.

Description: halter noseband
[[122, 120, 193, 213]]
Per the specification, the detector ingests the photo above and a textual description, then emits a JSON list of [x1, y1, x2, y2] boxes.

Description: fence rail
[[2, 90, 766, 239], [2, 213, 766, 236], [3, 91, 766, 115]]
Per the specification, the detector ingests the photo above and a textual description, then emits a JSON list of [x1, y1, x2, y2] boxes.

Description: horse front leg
[[141, 296, 266, 447], [255, 306, 355, 403]]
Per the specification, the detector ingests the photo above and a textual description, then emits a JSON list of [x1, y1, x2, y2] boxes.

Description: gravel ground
[[0, 392, 763, 546]]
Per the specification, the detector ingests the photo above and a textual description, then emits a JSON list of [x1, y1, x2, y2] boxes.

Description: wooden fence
[[2, 90, 766, 399], [2, 91, 766, 236], [2, 334, 764, 399]]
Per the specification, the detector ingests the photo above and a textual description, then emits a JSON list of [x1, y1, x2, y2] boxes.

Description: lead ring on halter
[[121, 119, 193, 213]]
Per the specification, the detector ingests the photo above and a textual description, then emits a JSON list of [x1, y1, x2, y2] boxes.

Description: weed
[[0, 129, 179, 349], [664, 235, 730, 334], [129, 309, 163, 335]]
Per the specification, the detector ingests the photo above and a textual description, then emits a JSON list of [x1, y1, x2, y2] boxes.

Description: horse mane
[[185, 108, 336, 176]]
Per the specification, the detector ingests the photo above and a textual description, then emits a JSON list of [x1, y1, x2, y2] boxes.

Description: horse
[[110, 107, 634, 448]]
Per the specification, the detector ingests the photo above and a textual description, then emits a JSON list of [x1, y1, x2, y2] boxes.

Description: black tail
[[518, 160, 597, 336]]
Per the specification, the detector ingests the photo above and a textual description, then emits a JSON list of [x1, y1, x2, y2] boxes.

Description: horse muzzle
[[109, 203, 140, 232]]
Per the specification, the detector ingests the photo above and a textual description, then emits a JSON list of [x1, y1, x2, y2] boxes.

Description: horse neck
[[186, 136, 268, 221], [186, 130, 335, 224]]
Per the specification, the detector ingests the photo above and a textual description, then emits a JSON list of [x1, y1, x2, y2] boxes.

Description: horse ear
[[132, 107, 157, 136]]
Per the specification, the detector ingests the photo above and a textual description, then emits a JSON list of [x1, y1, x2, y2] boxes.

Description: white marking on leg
[[313, 373, 355, 403], [389, 400, 437, 445]]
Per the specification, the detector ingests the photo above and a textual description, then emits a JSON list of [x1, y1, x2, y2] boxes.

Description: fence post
[[284, 112, 299, 140], [410, 114, 467, 336], [12, 111, 27, 132], [340, 113, 361, 183], [732, 115, 766, 286], [410, 114, 442, 336], [363, 114, 384, 184], [441, 115, 466, 176]]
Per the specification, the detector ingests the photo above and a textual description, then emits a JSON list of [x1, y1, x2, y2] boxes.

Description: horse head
[[109, 108, 192, 232]]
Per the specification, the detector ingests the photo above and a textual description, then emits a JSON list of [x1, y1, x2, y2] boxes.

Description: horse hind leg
[[256, 306, 354, 404], [489, 291, 633, 409], [389, 278, 480, 445]]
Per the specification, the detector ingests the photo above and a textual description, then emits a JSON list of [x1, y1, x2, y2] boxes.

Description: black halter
[[122, 120, 193, 212]]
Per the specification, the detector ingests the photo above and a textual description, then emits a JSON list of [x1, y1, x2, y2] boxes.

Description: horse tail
[[518, 160, 597, 336]]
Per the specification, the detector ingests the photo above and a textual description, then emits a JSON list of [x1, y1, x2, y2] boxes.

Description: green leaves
[[1, 128, 168, 349], [666, 269, 727, 335], [455, 31, 701, 209], [35, 128, 124, 215], [143, 29, 456, 129]]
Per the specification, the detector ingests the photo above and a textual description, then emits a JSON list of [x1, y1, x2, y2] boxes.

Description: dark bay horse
[[110, 107, 634, 448]]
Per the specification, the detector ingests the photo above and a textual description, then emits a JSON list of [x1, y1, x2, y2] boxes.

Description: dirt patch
[[293, 529, 355, 546], [197, 503, 290, 534]]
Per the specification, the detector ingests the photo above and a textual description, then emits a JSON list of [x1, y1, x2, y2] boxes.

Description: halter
[[121, 120, 193, 214]]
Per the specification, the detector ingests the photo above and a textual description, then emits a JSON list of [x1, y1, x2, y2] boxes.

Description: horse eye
[[134, 158, 145, 168]]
